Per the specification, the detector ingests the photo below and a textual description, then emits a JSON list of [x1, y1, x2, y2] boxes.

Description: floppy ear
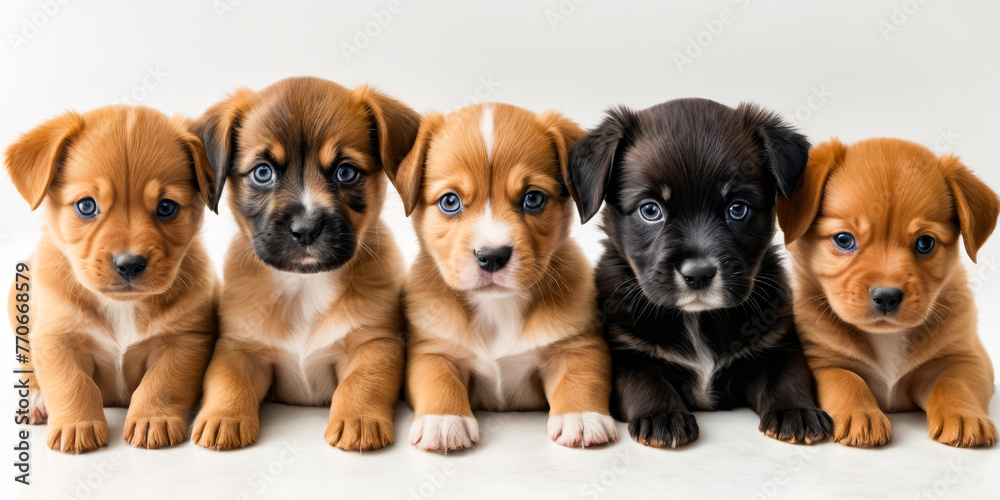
[[192, 87, 256, 213], [353, 84, 421, 175], [4, 111, 85, 210], [537, 110, 586, 203], [393, 112, 444, 217], [177, 125, 218, 212], [940, 156, 1000, 263], [776, 138, 846, 245], [566, 106, 638, 224], [739, 102, 810, 199]]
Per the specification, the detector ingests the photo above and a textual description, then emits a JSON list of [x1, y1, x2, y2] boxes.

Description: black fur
[[570, 98, 832, 447]]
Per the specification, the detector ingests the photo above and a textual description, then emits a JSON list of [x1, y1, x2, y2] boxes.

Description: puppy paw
[[27, 391, 47, 424], [46, 418, 110, 454], [192, 412, 259, 450], [326, 416, 394, 451], [929, 411, 998, 448], [547, 412, 618, 448], [831, 410, 892, 447], [627, 410, 699, 448], [409, 414, 479, 452], [759, 407, 833, 444], [124, 413, 187, 449]]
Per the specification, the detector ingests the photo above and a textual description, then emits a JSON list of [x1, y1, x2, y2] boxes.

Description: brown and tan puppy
[[778, 137, 999, 448], [5, 106, 218, 453], [190, 77, 419, 451], [389, 103, 617, 451]]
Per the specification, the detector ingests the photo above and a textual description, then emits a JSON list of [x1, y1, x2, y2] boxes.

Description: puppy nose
[[290, 219, 323, 246], [475, 246, 513, 273], [681, 263, 717, 290], [870, 287, 904, 313], [113, 254, 147, 281]]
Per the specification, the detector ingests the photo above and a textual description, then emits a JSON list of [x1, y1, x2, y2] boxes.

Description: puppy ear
[[353, 85, 421, 175], [740, 102, 811, 199], [776, 138, 846, 245], [537, 110, 586, 204], [393, 112, 444, 217], [177, 123, 217, 212], [566, 106, 638, 223], [4, 111, 85, 210], [940, 156, 1000, 263], [192, 87, 256, 213]]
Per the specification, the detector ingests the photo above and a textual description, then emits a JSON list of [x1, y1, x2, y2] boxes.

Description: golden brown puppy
[[778, 137, 999, 448], [5, 106, 218, 453], [190, 77, 419, 451], [389, 103, 617, 451]]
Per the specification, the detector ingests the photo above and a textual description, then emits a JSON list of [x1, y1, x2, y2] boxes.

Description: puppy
[[5, 106, 218, 453], [388, 103, 617, 451], [569, 98, 833, 448], [777, 138, 999, 447], [190, 77, 419, 451]]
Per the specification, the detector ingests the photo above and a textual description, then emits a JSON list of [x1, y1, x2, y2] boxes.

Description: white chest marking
[[98, 300, 142, 400], [466, 293, 543, 410], [864, 331, 911, 408], [681, 313, 718, 409]]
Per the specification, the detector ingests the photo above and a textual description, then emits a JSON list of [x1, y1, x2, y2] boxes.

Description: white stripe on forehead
[[480, 105, 495, 163]]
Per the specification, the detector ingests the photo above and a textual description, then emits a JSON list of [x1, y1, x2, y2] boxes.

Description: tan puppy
[[778, 137, 999, 448], [389, 103, 617, 451], [190, 77, 419, 451], [5, 106, 218, 453]]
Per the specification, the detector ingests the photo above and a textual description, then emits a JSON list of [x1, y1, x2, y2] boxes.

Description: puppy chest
[[91, 302, 145, 405], [467, 351, 546, 411], [858, 332, 918, 412]]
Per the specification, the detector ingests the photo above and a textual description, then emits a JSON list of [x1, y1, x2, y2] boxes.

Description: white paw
[[28, 390, 47, 424], [548, 412, 618, 448], [409, 414, 479, 451]]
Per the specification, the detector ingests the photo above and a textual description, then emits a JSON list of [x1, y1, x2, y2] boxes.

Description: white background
[[2, 1, 999, 499]]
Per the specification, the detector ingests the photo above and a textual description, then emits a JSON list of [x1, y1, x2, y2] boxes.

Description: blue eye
[[915, 235, 935, 255], [156, 200, 178, 220], [336, 164, 360, 184], [74, 197, 98, 219], [522, 190, 547, 213], [638, 201, 662, 222], [833, 232, 857, 252], [251, 164, 275, 186], [728, 202, 749, 221], [438, 193, 462, 215]]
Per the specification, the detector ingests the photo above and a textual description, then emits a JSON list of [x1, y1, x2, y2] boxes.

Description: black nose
[[475, 246, 513, 273], [113, 254, 146, 281], [290, 219, 323, 246], [870, 287, 904, 313], [681, 263, 717, 290]]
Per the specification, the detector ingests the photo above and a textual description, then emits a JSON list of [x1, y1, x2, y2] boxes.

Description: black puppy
[[568, 98, 832, 448]]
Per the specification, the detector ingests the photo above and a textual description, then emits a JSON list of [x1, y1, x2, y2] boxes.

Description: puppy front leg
[[34, 334, 108, 453], [814, 366, 891, 447], [915, 359, 997, 448], [124, 332, 213, 449], [326, 334, 404, 451], [192, 340, 272, 450], [541, 334, 617, 448], [406, 350, 478, 451], [611, 349, 698, 448], [747, 346, 832, 444]]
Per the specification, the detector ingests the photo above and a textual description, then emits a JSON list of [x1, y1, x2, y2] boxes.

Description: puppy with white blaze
[[568, 98, 833, 448]]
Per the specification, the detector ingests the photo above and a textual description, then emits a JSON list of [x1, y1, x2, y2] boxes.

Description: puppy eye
[[728, 202, 749, 221], [833, 232, 858, 252], [522, 190, 547, 213], [438, 193, 463, 215], [74, 197, 99, 219], [251, 164, 275, 186], [156, 199, 178, 220], [335, 164, 361, 184], [638, 201, 663, 222], [915, 235, 936, 255]]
